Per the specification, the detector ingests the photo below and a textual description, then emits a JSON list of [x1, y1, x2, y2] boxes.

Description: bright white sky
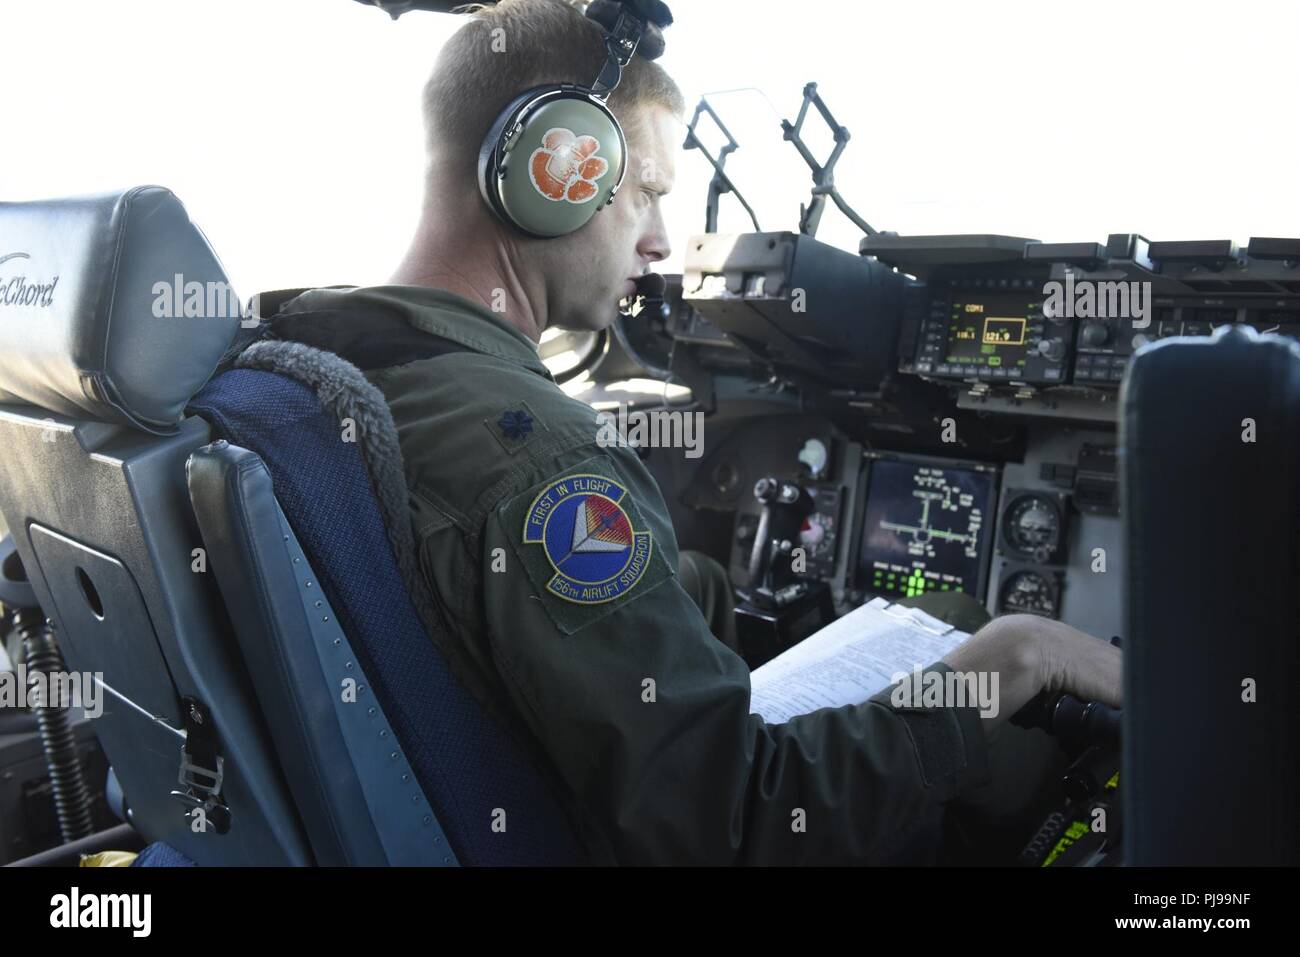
[[3, 0, 1297, 299]]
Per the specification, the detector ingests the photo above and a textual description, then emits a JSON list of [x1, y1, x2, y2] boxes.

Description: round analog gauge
[[1002, 494, 1062, 561], [998, 570, 1059, 617]]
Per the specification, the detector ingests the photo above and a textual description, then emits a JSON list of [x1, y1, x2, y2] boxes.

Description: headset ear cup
[[480, 89, 626, 239], [478, 88, 542, 229]]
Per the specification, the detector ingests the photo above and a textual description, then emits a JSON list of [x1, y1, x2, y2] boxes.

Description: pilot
[[257, 0, 1120, 863]]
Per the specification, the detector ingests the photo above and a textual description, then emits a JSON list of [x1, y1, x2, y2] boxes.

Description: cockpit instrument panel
[[855, 454, 999, 601]]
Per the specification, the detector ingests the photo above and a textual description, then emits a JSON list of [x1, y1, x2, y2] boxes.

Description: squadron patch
[[521, 473, 653, 605]]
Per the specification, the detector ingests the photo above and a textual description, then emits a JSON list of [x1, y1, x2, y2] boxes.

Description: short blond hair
[[423, 0, 685, 180]]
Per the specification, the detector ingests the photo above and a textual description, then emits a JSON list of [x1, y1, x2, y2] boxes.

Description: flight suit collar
[[280, 283, 554, 380]]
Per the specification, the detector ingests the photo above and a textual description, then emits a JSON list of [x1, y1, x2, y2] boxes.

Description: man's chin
[[553, 302, 621, 334]]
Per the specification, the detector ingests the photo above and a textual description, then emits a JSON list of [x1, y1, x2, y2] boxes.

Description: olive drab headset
[[476, 0, 674, 239]]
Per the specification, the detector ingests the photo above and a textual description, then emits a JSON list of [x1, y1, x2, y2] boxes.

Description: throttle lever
[[1012, 690, 1121, 751]]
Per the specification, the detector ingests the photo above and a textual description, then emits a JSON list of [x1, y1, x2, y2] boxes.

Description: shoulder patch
[[505, 460, 672, 634], [522, 472, 652, 604]]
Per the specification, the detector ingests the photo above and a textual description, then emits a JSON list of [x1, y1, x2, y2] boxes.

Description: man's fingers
[[1065, 641, 1122, 709]]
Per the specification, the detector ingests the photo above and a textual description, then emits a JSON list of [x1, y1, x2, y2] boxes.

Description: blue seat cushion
[[131, 842, 197, 867], [188, 368, 583, 865]]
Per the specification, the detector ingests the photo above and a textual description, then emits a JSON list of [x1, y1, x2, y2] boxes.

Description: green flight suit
[[277, 284, 994, 865]]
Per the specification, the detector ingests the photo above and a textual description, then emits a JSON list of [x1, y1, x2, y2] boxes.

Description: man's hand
[[941, 614, 1122, 727]]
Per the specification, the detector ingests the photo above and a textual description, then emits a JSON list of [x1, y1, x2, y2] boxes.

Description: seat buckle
[[168, 696, 232, 834]]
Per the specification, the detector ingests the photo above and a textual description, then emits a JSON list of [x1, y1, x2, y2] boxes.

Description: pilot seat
[[0, 186, 583, 865]]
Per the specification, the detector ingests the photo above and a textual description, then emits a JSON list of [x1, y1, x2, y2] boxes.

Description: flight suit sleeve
[[481, 445, 991, 864]]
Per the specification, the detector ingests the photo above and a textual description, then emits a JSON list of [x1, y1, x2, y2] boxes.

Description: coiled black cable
[[15, 608, 96, 842]]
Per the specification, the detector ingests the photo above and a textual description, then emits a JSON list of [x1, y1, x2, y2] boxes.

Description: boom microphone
[[633, 272, 666, 299]]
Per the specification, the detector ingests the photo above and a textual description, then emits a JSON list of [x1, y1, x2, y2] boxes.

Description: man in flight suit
[[277, 0, 1121, 863]]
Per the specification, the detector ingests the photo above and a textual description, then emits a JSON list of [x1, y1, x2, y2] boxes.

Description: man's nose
[[638, 207, 671, 264]]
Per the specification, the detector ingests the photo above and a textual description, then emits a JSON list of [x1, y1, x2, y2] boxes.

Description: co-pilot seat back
[[0, 187, 308, 865]]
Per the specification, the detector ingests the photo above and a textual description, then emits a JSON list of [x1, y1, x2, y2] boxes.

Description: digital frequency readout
[[945, 297, 1035, 368], [981, 317, 1026, 345]]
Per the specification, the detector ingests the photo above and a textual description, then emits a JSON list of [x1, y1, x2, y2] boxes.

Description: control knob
[[1081, 322, 1111, 348], [1037, 338, 1066, 362]]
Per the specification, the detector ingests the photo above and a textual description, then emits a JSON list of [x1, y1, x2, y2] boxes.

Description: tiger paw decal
[[529, 127, 609, 204]]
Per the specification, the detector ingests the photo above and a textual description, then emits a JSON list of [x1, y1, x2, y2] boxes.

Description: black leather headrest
[[0, 187, 241, 434]]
